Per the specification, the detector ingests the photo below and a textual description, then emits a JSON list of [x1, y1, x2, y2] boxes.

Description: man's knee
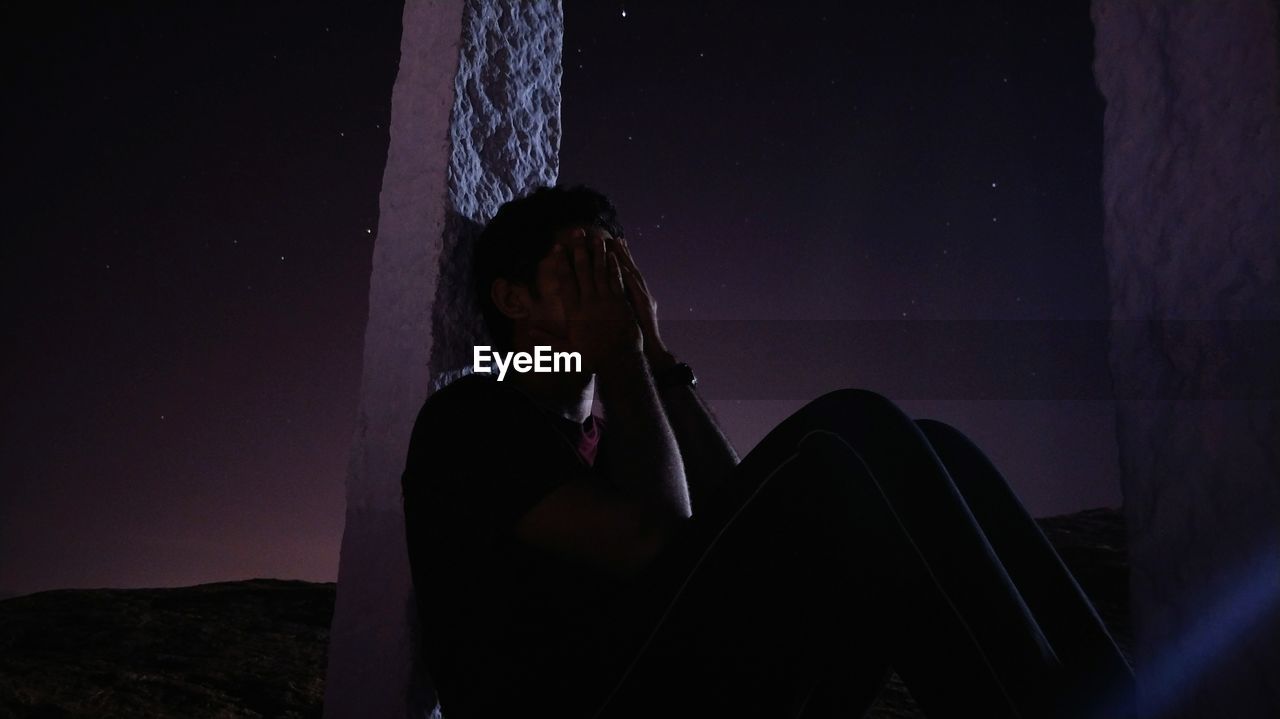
[[915, 417, 961, 440], [805, 387, 904, 420], [790, 430, 879, 504], [914, 418, 1003, 497], [914, 418, 973, 479], [915, 418, 979, 461]]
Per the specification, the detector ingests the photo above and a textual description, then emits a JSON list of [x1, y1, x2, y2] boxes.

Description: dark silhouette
[[402, 185, 1136, 718]]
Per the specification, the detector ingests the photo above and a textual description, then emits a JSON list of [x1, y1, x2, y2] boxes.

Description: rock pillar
[[1092, 1, 1280, 716], [323, 1, 562, 716]]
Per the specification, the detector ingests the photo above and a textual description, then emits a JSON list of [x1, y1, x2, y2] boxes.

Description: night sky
[[1, 1, 1115, 597]]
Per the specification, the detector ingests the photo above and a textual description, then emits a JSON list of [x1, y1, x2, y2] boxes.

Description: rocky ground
[[0, 508, 1129, 718], [0, 580, 333, 718]]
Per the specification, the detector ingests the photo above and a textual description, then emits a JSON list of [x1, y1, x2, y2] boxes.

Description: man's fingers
[[551, 244, 580, 309], [614, 240, 650, 300], [615, 237, 649, 291], [609, 237, 635, 276], [572, 242, 594, 301], [613, 237, 634, 269], [605, 249, 625, 296], [621, 263, 647, 310], [592, 235, 611, 297]]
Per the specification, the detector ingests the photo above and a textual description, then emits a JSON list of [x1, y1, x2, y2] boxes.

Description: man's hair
[[473, 184, 624, 350]]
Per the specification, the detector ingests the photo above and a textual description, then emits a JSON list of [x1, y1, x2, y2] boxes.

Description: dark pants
[[581, 389, 1135, 719]]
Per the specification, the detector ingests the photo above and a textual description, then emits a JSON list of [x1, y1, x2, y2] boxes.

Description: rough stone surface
[[431, 0, 562, 378], [1091, 1, 1280, 716], [324, 1, 562, 717]]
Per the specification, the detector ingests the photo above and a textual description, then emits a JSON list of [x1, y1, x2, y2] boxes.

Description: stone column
[[1092, 1, 1280, 717], [323, 1, 562, 716]]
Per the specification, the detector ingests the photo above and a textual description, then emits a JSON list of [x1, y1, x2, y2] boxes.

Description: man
[[402, 185, 1135, 719]]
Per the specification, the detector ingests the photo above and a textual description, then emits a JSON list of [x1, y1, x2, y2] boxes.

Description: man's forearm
[[596, 352, 692, 522], [655, 379, 739, 513]]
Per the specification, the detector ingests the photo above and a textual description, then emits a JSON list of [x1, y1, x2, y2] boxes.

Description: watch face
[[681, 365, 698, 386], [659, 363, 696, 387]]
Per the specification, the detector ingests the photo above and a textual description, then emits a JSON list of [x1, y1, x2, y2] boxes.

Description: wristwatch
[[653, 361, 697, 389]]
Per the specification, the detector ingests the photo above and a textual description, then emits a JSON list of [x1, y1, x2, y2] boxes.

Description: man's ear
[[490, 278, 530, 321]]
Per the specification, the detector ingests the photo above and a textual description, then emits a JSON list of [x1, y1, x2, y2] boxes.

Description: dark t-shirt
[[401, 372, 629, 717]]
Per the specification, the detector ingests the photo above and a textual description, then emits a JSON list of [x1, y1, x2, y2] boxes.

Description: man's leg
[[740, 390, 1069, 716], [915, 419, 1137, 719], [586, 389, 1071, 719]]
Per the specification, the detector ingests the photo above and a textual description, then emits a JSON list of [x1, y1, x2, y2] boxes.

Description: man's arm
[[614, 237, 740, 511], [512, 234, 691, 580], [555, 234, 691, 521], [647, 349, 740, 512], [594, 350, 691, 520]]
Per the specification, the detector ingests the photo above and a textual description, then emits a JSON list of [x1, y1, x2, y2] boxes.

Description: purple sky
[[1, 0, 1118, 597]]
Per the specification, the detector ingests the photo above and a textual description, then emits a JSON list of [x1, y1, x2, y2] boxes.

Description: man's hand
[[613, 236, 676, 370], [534, 231, 642, 374]]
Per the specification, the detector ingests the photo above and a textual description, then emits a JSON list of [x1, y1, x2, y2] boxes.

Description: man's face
[[523, 223, 615, 343]]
